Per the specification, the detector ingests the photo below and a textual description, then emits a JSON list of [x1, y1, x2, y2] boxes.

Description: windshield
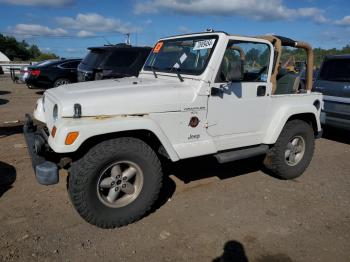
[[319, 58, 350, 82], [82, 50, 107, 67], [144, 35, 218, 75]]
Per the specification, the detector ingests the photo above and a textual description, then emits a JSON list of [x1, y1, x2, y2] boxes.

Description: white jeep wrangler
[[24, 31, 323, 228]]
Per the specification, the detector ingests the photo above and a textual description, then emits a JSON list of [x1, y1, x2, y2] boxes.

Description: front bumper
[[23, 114, 59, 185]]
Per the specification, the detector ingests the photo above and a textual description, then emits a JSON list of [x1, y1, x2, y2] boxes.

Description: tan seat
[[275, 73, 300, 94]]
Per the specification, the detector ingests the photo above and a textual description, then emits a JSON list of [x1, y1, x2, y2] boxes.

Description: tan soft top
[[257, 35, 313, 94]]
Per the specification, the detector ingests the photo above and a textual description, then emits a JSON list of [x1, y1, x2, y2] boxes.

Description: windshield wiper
[[149, 66, 158, 79], [166, 66, 184, 82]]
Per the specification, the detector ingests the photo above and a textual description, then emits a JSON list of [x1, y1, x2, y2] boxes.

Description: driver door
[[207, 40, 272, 150]]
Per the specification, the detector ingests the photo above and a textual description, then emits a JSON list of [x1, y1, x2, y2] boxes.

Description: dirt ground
[[0, 75, 349, 262]]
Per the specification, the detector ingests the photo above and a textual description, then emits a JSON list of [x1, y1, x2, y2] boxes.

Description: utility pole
[[125, 33, 131, 45]]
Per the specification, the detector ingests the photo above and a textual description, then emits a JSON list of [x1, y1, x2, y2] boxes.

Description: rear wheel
[[54, 78, 70, 87], [264, 119, 315, 179], [68, 137, 163, 228]]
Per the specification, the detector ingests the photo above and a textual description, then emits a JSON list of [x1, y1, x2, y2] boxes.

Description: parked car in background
[[19, 65, 30, 83], [77, 44, 151, 82], [300, 68, 319, 88], [20, 61, 51, 84], [26, 59, 82, 88], [313, 55, 350, 130]]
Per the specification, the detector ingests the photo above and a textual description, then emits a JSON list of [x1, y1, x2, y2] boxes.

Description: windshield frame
[[143, 35, 219, 76]]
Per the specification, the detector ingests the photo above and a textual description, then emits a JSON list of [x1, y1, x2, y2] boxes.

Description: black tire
[[54, 78, 70, 87], [68, 137, 163, 228], [263, 119, 315, 179]]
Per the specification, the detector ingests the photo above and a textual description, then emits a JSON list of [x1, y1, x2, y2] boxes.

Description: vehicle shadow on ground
[[0, 161, 16, 197], [151, 175, 177, 212], [213, 240, 294, 262], [165, 155, 264, 184], [0, 124, 23, 137], [151, 156, 265, 213], [213, 240, 249, 262], [0, 91, 11, 95], [322, 127, 350, 145], [0, 98, 9, 105], [35, 90, 45, 95]]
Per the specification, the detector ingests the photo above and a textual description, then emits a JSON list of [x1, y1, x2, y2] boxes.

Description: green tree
[[33, 52, 59, 61], [245, 48, 261, 64], [281, 43, 350, 68], [0, 34, 59, 61], [28, 45, 41, 58]]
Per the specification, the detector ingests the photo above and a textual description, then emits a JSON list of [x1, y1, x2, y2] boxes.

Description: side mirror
[[226, 60, 244, 82]]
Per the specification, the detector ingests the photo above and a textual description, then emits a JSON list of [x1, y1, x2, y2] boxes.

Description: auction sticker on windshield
[[193, 39, 216, 50], [153, 42, 163, 53]]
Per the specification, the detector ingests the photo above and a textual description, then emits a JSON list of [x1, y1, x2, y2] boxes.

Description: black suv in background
[[77, 44, 151, 82], [313, 55, 350, 130], [26, 59, 82, 88]]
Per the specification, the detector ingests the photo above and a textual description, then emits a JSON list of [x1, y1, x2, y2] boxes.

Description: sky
[[0, 0, 349, 58]]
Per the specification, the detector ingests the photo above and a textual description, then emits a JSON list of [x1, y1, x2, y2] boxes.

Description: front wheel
[[264, 119, 315, 179], [26, 83, 35, 89], [68, 137, 163, 228]]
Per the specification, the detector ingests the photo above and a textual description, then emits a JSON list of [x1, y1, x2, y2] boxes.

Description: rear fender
[[263, 105, 321, 144]]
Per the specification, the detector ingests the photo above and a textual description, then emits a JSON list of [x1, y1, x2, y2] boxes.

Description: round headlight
[[53, 104, 58, 121]]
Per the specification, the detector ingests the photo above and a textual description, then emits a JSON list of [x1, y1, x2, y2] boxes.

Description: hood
[[45, 77, 197, 117]]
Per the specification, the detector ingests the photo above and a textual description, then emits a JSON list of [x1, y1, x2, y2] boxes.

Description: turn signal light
[[51, 126, 57, 137], [65, 132, 79, 145]]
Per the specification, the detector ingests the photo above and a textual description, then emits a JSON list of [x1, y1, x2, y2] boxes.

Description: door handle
[[257, 85, 266, 97]]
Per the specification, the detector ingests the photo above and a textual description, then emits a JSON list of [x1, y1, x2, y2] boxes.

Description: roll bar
[[257, 35, 314, 93], [230, 45, 245, 60], [295, 41, 314, 92]]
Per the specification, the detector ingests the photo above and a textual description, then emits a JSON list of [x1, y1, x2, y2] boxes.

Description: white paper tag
[[179, 53, 187, 63], [193, 39, 216, 50], [173, 63, 180, 68]]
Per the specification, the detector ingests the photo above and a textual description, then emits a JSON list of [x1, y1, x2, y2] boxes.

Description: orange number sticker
[[153, 42, 163, 53]]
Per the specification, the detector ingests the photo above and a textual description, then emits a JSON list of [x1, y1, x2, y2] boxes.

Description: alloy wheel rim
[[56, 80, 69, 86], [96, 161, 144, 208], [284, 135, 305, 166]]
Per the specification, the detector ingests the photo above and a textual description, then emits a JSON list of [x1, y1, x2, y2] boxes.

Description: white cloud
[[56, 13, 140, 34], [334, 16, 350, 26], [134, 0, 328, 23], [144, 19, 153, 25], [66, 48, 77, 52], [297, 8, 328, 23], [77, 30, 96, 38], [0, 0, 75, 7], [178, 26, 191, 34], [9, 24, 68, 36]]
